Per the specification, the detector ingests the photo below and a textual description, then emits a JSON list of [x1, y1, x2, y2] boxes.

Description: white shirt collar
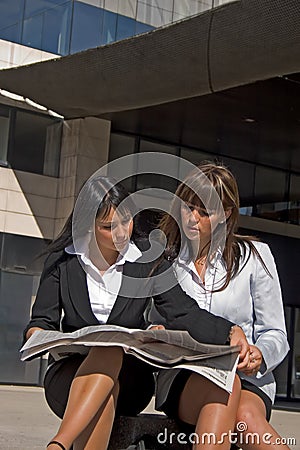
[[65, 239, 142, 268], [177, 243, 223, 267]]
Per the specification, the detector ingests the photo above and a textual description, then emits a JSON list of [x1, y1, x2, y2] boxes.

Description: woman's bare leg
[[73, 382, 119, 450], [47, 346, 123, 450], [236, 390, 290, 450], [178, 373, 241, 450]]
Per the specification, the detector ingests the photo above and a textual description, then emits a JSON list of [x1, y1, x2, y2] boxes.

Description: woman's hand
[[239, 344, 262, 376], [229, 325, 250, 370], [148, 325, 165, 330], [25, 327, 43, 341]]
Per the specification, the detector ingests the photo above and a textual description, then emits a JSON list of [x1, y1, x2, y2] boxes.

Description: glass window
[[116, 14, 136, 41], [0, 269, 41, 384], [273, 308, 290, 398], [70, 1, 103, 54], [179, 148, 211, 180], [101, 10, 117, 45], [22, 14, 43, 49], [43, 122, 62, 177], [0, 23, 22, 43], [41, 1, 72, 55], [254, 166, 287, 204], [109, 133, 136, 162], [221, 157, 255, 206], [108, 133, 136, 192], [0, 0, 24, 30], [24, 0, 67, 19], [135, 21, 154, 36], [291, 309, 300, 399], [9, 110, 60, 175], [1, 233, 48, 274], [0, 107, 10, 164], [289, 174, 300, 225], [290, 174, 300, 202], [136, 140, 178, 195]]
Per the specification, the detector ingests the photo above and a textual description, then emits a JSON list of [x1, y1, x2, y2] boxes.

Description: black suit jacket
[[24, 245, 234, 345]]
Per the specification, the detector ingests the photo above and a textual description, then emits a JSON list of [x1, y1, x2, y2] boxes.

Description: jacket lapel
[[66, 256, 99, 325]]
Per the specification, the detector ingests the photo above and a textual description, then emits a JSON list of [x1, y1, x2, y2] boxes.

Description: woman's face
[[95, 207, 133, 254], [180, 202, 221, 242]]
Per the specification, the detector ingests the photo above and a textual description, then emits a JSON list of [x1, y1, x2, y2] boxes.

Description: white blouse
[[65, 240, 142, 323], [173, 241, 290, 402]]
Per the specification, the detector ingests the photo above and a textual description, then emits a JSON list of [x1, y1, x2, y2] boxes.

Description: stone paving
[[0, 385, 299, 450]]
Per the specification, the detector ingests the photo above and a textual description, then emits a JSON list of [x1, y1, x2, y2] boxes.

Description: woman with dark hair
[[155, 162, 290, 450], [24, 175, 248, 450]]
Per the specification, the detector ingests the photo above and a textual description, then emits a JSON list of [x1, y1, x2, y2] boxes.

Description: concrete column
[[55, 117, 111, 235]]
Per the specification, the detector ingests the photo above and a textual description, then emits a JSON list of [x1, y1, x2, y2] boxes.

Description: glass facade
[[0, 104, 62, 176], [0, 0, 235, 56], [109, 133, 300, 227], [0, 0, 155, 56], [0, 106, 10, 164], [108, 132, 300, 401], [0, 233, 49, 385]]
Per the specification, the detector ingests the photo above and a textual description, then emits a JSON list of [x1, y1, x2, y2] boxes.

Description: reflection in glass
[[116, 15, 136, 41], [70, 1, 103, 54], [101, 10, 117, 45], [22, 15, 43, 49], [42, 1, 72, 55]]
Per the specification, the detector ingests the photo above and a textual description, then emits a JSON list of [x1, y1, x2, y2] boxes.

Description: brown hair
[[159, 161, 271, 292]]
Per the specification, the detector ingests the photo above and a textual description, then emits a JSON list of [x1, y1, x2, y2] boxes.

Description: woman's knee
[[236, 403, 264, 432], [79, 346, 124, 378], [88, 346, 123, 361]]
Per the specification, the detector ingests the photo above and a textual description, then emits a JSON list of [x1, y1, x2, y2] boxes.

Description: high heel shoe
[[47, 441, 66, 450]]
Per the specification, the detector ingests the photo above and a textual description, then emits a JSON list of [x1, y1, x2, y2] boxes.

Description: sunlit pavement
[[0, 385, 299, 450]]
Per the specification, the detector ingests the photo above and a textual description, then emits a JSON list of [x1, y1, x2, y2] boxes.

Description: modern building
[[0, 0, 299, 404]]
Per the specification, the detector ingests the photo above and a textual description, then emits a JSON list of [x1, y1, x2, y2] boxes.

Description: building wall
[[74, 0, 236, 25], [0, 0, 299, 399], [0, 116, 111, 384], [0, 39, 57, 70], [0, 0, 236, 56]]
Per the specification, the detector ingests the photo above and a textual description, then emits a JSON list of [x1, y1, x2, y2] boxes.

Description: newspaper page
[[20, 325, 240, 393]]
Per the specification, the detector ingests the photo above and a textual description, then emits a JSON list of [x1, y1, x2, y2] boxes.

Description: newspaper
[[20, 325, 240, 393]]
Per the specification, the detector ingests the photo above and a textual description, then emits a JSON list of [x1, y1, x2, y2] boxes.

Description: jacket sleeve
[[151, 258, 234, 344], [251, 243, 290, 376], [23, 252, 63, 342]]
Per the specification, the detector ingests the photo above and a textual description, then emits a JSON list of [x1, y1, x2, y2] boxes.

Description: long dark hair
[[160, 161, 271, 291], [46, 176, 139, 255]]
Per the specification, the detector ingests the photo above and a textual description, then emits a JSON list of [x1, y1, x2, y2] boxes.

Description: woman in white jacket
[[155, 162, 290, 450]]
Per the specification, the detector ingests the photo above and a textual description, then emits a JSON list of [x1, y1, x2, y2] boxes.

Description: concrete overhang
[[0, 0, 300, 119]]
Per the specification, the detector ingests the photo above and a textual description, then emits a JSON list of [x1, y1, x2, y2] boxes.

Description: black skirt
[[44, 353, 155, 419], [161, 369, 272, 426]]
